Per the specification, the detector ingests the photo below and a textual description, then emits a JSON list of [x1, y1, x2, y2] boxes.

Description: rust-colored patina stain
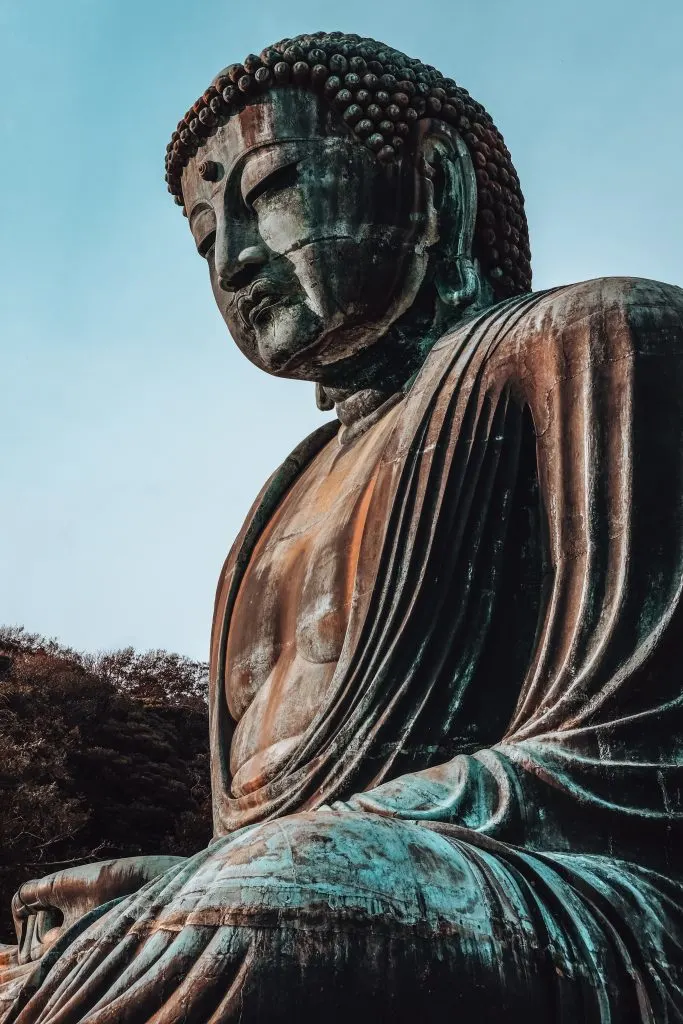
[[225, 401, 399, 800]]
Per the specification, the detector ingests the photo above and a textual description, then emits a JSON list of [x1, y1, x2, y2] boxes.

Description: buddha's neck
[[325, 386, 405, 446], [317, 272, 495, 444]]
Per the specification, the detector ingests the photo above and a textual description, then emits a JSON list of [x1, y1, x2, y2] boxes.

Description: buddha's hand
[[334, 759, 472, 819], [335, 749, 514, 827], [11, 854, 184, 965]]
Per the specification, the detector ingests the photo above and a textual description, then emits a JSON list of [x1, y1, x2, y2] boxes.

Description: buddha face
[[181, 89, 436, 382]]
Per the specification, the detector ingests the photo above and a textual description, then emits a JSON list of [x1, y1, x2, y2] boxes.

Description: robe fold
[[3, 276, 683, 1022]]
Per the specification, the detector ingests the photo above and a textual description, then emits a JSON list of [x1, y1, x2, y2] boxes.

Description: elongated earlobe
[[315, 383, 335, 411], [435, 254, 480, 311], [418, 125, 493, 317]]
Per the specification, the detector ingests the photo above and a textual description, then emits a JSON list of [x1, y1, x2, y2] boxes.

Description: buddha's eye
[[190, 205, 217, 259], [243, 162, 299, 210], [198, 229, 216, 258]]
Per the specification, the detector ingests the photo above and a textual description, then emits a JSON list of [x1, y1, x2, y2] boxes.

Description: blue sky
[[1, 0, 681, 660]]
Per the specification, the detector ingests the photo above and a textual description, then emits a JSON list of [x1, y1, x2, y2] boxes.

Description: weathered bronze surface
[[2, 30, 682, 1023]]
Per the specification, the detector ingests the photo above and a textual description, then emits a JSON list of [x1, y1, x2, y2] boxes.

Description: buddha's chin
[[249, 302, 351, 381], [244, 299, 321, 378], [246, 302, 394, 383]]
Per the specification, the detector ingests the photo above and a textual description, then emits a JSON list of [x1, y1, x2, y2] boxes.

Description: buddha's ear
[[414, 121, 483, 314]]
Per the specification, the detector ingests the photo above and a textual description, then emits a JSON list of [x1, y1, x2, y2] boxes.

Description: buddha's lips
[[238, 282, 288, 327], [250, 294, 283, 324]]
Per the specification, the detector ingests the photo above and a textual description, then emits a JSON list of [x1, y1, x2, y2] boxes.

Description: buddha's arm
[[337, 749, 521, 835], [11, 855, 184, 964], [340, 278, 683, 852]]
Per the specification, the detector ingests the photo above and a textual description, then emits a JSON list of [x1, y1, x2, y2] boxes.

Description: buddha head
[[166, 32, 531, 393]]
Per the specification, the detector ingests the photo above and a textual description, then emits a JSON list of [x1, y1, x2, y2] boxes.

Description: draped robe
[[2, 276, 683, 1022]]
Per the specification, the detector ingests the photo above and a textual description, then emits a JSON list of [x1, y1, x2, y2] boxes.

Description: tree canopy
[[0, 626, 211, 943]]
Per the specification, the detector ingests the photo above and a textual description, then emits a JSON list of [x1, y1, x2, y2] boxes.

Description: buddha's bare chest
[[225, 406, 400, 796]]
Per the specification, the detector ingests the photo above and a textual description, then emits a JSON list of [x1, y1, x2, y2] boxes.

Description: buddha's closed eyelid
[[242, 161, 300, 210], [198, 228, 216, 258], [190, 205, 218, 257]]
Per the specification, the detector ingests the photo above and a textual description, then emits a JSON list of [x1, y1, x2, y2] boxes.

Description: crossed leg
[[5, 809, 674, 1023]]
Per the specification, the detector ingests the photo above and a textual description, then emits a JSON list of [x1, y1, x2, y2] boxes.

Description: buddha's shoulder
[[521, 275, 683, 328], [433, 276, 683, 366]]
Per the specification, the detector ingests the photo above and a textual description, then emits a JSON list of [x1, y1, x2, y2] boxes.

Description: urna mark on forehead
[[182, 89, 347, 207]]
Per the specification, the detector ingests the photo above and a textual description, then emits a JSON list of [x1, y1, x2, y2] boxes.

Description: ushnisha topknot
[[165, 31, 531, 299]]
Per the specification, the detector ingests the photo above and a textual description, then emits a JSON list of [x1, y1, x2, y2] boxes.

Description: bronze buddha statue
[[2, 30, 682, 1023]]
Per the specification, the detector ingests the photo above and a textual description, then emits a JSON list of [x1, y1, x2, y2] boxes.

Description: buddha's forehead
[[229, 90, 333, 161], [182, 89, 343, 204]]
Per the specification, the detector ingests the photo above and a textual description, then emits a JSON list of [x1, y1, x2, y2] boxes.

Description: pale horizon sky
[[1, 0, 681, 661]]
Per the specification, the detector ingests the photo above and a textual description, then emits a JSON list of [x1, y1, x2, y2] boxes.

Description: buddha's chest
[[225, 405, 400, 795]]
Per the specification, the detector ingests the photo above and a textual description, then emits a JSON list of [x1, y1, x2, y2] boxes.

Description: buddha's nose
[[217, 244, 270, 292]]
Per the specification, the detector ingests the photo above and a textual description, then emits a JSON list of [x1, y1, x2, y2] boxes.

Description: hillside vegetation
[[0, 626, 211, 943]]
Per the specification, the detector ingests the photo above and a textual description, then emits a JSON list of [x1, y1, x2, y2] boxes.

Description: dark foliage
[[0, 626, 211, 943]]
